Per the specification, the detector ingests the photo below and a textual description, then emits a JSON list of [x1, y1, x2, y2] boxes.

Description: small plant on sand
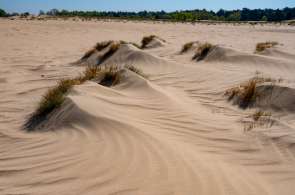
[[255, 41, 278, 53], [125, 65, 147, 78], [81, 41, 118, 61], [99, 66, 122, 87], [141, 35, 157, 49], [244, 110, 273, 131], [192, 42, 215, 61], [25, 66, 101, 130], [225, 75, 277, 109], [99, 42, 121, 64], [180, 41, 196, 54], [140, 35, 165, 49], [95, 41, 113, 51]]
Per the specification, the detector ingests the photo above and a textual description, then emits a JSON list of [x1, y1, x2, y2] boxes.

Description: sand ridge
[[1, 18, 295, 195]]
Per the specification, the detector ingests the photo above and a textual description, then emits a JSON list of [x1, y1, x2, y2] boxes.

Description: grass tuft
[[99, 66, 122, 87], [244, 110, 273, 131], [192, 42, 214, 61], [95, 41, 113, 51], [81, 48, 96, 60], [25, 66, 101, 130], [140, 35, 165, 49], [225, 76, 277, 109], [99, 42, 120, 63], [255, 41, 278, 53], [181, 42, 196, 53], [125, 65, 147, 78]]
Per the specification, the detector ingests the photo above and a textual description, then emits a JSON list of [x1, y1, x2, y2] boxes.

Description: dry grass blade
[[255, 41, 278, 53], [244, 110, 273, 131], [192, 42, 214, 61], [181, 42, 195, 53], [141, 35, 158, 49], [99, 66, 122, 87], [125, 65, 147, 78], [25, 66, 102, 130], [95, 41, 113, 51]]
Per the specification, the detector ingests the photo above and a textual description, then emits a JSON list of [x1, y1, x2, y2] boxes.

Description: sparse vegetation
[[255, 41, 278, 53], [244, 110, 274, 131], [141, 35, 157, 49], [24, 66, 113, 130], [81, 48, 96, 60], [95, 41, 113, 51], [225, 75, 277, 108], [192, 42, 215, 61], [81, 41, 121, 64], [99, 42, 120, 63], [125, 65, 147, 78], [181, 42, 197, 54], [99, 66, 122, 87]]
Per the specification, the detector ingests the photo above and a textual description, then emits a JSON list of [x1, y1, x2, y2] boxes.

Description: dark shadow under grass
[[24, 66, 100, 131]]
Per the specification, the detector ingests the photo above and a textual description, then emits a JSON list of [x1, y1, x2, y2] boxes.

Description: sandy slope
[[1, 18, 295, 195]]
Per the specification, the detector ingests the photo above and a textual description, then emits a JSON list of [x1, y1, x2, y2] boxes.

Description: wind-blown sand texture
[[1, 18, 295, 195]]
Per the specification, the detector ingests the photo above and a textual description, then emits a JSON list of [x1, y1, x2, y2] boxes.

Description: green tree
[[0, 8, 7, 17], [261, 15, 268, 21]]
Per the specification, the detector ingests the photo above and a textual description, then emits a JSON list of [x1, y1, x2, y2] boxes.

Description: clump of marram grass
[[141, 35, 157, 49], [99, 42, 121, 64], [180, 41, 197, 54], [125, 65, 147, 78], [225, 76, 277, 109], [25, 66, 101, 130], [81, 48, 96, 60], [192, 42, 215, 61], [255, 41, 278, 53], [99, 66, 122, 87], [244, 110, 274, 131], [81, 41, 119, 61], [95, 41, 113, 51], [141, 35, 165, 49]]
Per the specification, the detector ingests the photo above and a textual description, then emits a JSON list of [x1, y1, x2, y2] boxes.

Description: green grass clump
[[192, 42, 214, 61], [255, 41, 278, 53]]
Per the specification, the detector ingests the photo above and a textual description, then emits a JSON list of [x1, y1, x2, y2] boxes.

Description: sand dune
[[1, 19, 295, 195]]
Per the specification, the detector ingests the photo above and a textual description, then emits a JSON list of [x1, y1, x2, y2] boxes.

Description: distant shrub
[[192, 42, 215, 61], [255, 41, 278, 53]]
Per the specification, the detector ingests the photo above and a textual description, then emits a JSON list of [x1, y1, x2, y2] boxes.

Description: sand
[[1, 18, 295, 195]]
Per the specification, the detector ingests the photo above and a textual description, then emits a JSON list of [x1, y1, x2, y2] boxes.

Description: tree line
[[1, 7, 295, 22]]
